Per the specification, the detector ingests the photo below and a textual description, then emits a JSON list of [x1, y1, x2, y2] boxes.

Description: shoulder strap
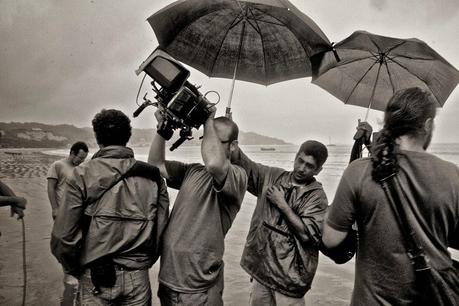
[[380, 174, 431, 272], [85, 161, 161, 207], [81, 161, 162, 236]]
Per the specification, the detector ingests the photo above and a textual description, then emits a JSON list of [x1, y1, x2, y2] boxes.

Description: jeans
[[249, 279, 306, 306], [157, 271, 223, 306], [78, 268, 151, 306], [62, 273, 79, 306]]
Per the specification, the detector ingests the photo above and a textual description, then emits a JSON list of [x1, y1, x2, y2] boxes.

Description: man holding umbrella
[[232, 141, 328, 305], [323, 87, 459, 305]]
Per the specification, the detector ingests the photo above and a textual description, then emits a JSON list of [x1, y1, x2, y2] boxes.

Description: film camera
[[134, 48, 218, 151]]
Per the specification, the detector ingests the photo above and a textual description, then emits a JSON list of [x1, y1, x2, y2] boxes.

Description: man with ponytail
[[323, 87, 459, 305]]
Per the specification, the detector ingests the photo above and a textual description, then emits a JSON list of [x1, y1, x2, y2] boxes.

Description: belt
[[113, 264, 141, 271]]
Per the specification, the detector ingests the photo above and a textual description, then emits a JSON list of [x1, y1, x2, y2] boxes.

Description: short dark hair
[[297, 140, 328, 168], [92, 109, 132, 146], [70, 141, 88, 155], [214, 117, 239, 141]]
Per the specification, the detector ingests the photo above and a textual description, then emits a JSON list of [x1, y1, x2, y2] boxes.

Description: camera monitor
[[136, 48, 189, 93]]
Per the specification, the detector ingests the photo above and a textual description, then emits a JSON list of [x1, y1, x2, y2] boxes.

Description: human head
[[372, 87, 437, 180], [293, 140, 328, 184], [383, 87, 437, 148], [92, 109, 132, 147], [214, 116, 239, 159], [69, 141, 88, 166]]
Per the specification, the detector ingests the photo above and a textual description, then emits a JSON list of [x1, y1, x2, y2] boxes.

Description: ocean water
[[45, 142, 459, 201]]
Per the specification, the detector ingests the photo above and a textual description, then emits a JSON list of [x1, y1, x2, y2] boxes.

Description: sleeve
[[47, 161, 59, 180], [164, 160, 191, 190], [232, 149, 268, 197], [216, 164, 248, 234], [50, 170, 85, 275], [326, 166, 358, 232], [0, 180, 15, 196], [299, 190, 329, 245]]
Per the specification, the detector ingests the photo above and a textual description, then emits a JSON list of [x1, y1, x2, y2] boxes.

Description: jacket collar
[[92, 146, 134, 159], [279, 173, 322, 195]]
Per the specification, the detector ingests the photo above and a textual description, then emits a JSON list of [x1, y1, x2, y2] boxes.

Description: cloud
[[369, 0, 387, 11]]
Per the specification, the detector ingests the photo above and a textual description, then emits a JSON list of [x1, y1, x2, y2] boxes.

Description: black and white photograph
[[1, 1, 458, 305]]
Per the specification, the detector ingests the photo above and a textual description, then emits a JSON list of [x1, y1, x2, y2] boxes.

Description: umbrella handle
[[225, 107, 232, 119], [364, 106, 370, 121]]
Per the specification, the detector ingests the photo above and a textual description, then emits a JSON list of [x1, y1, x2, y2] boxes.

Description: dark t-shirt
[[158, 161, 247, 292], [327, 150, 459, 305]]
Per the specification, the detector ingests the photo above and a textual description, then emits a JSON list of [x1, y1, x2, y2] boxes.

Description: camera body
[[135, 48, 212, 150]]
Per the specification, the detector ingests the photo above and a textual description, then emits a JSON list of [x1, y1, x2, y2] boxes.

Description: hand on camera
[[207, 104, 217, 120], [154, 108, 166, 129]]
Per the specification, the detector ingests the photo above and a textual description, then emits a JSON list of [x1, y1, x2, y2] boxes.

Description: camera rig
[[134, 48, 218, 151]]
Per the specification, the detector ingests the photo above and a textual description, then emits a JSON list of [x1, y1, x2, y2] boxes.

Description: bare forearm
[[202, 118, 228, 183], [148, 133, 168, 177], [47, 189, 59, 210]]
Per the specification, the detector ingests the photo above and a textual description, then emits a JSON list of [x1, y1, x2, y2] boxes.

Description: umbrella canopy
[[148, 0, 331, 86], [311, 31, 459, 116]]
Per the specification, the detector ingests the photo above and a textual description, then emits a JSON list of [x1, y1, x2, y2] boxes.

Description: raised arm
[[232, 146, 269, 197], [148, 109, 169, 179], [201, 107, 229, 186]]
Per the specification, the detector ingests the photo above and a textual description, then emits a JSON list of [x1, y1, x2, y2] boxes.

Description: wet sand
[[0, 150, 354, 305]]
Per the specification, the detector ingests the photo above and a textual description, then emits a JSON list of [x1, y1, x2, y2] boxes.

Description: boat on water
[[260, 147, 276, 151]]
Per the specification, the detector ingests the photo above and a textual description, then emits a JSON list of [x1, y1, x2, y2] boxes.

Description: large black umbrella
[[148, 0, 331, 116], [312, 30, 459, 120]]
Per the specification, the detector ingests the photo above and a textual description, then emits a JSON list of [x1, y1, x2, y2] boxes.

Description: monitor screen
[[144, 56, 182, 89]]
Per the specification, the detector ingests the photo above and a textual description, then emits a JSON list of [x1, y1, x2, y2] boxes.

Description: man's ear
[[230, 140, 238, 152], [424, 117, 434, 135], [314, 166, 323, 176]]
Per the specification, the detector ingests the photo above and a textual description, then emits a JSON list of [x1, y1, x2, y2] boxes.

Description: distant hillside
[[0, 122, 290, 148]]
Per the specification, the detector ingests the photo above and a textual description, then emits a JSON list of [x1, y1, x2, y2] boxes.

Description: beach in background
[[1, 143, 458, 305]]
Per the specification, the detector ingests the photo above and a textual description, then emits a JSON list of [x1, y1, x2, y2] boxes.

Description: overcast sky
[[1, 0, 458, 145]]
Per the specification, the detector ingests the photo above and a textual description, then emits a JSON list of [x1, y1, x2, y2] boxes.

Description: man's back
[[52, 146, 169, 272], [328, 150, 459, 305]]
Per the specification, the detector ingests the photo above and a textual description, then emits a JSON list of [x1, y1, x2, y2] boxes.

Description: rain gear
[[51, 146, 169, 276], [235, 150, 328, 298]]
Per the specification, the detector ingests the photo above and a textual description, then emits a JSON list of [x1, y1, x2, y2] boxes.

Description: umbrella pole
[[226, 20, 246, 119], [226, 64, 238, 118], [364, 63, 382, 121]]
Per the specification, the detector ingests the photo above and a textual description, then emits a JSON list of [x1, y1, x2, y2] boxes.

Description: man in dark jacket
[[51, 109, 169, 306], [233, 141, 328, 306]]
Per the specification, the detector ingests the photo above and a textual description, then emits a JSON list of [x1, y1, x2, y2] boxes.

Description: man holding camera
[[232, 141, 328, 306], [148, 106, 247, 306], [51, 109, 169, 305]]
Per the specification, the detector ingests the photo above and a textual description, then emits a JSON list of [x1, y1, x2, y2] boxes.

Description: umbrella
[[148, 0, 331, 116], [311, 30, 459, 120]]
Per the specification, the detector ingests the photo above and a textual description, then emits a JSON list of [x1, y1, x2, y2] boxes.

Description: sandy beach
[[0, 150, 354, 306]]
